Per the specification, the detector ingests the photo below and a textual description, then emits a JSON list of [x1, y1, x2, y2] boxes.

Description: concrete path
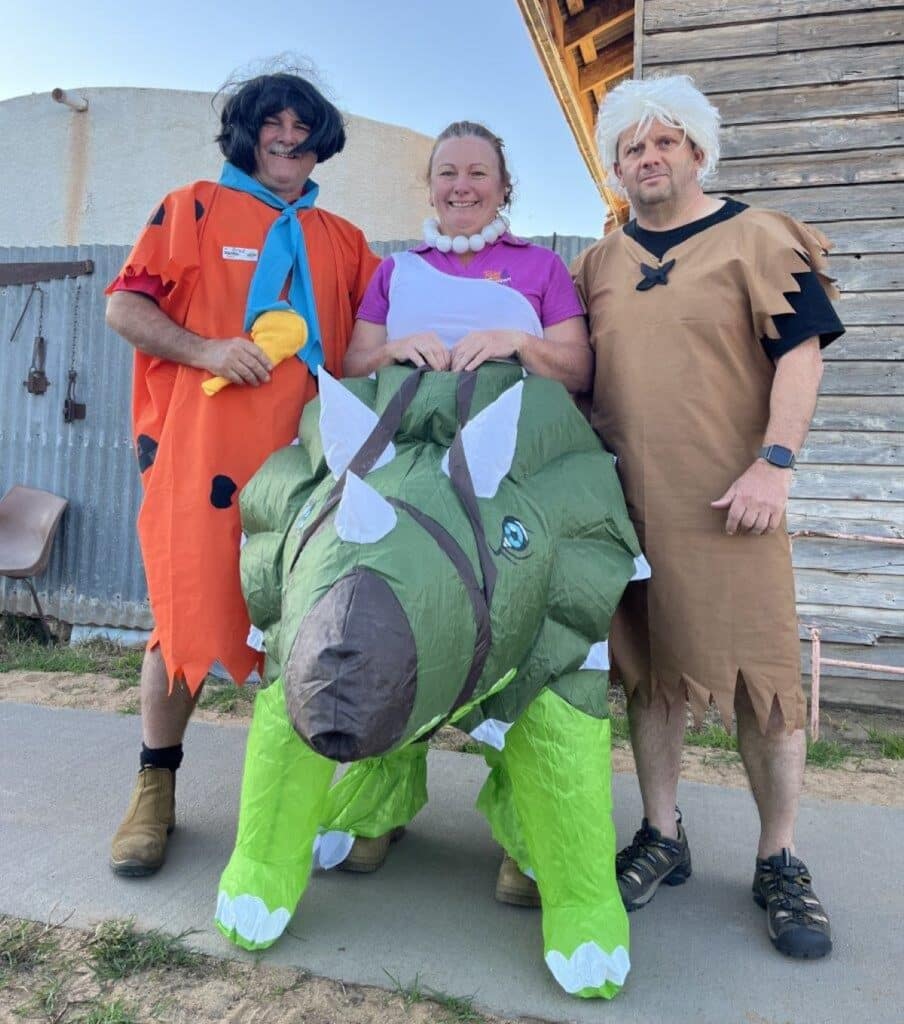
[[2, 702, 901, 1024]]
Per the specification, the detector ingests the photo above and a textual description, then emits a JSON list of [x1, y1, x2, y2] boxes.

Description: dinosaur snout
[[284, 569, 418, 761]]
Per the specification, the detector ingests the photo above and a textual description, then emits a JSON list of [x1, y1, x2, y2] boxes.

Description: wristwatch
[[759, 444, 796, 469]]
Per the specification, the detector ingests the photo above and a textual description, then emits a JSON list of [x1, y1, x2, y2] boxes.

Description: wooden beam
[[564, 0, 633, 49], [0, 260, 94, 286], [578, 36, 634, 91]]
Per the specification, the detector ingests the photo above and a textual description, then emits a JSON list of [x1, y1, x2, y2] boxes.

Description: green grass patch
[[383, 971, 486, 1023], [383, 969, 427, 1007], [430, 991, 487, 1023], [88, 919, 202, 980], [0, 918, 59, 979], [806, 739, 851, 768], [71, 998, 139, 1024], [196, 679, 255, 712], [13, 974, 66, 1018], [867, 729, 904, 760], [609, 714, 630, 742], [197, 678, 257, 713], [685, 725, 738, 751], [0, 633, 142, 683]]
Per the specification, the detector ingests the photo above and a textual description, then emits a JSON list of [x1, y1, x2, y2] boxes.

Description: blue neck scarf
[[218, 161, 323, 374]]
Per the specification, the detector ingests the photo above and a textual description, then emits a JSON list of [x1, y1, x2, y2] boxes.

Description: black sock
[[140, 743, 183, 773]]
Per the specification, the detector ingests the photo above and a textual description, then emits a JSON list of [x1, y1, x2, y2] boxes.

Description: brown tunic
[[573, 207, 838, 732]]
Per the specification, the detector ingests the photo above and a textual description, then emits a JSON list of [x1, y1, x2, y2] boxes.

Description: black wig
[[216, 73, 346, 173]]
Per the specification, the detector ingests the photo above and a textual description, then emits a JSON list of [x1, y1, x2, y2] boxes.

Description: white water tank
[[0, 87, 433, 245]]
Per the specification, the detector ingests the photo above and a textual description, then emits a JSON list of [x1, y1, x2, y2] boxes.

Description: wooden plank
[[787, 498, 904, 538], [834, 292, 902, 326], [643, 20, 777, 63], [798, 431, 904, 465], [725, 184, 904, 222], [649, 43, 904, 94], [791, 465, 903, 501], [578, 37, 634, 90], [646, 0, 779, 32], [715, 82, 900, 128], [778, 10, 904, 53], [646, 10, 903, 61], [712, 148, 904, 191], [810, 396, 903, 431], [822, 327, 904, 361], [794, 568, 901, 609], [564, 0, 633, 48], [634, 0, 645, 76], [815, 220, 904, 255], [819, 361, 903, 396], [792, 537, 904, 575], [720, 114, 904, 158], [795, 604, 904, 645], [830, 254, 904, 293], [644, 0, 903, 33]]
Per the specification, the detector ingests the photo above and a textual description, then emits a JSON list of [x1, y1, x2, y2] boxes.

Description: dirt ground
[[1, 670, 901, 1024]]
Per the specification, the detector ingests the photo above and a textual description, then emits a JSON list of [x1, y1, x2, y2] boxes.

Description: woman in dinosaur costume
[[216, 363, 648, 999]]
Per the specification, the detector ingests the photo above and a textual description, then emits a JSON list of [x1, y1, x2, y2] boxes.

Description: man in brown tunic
[[573, 76, 843, 959]]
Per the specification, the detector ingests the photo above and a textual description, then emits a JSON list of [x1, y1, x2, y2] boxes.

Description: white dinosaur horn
[[442, 380, 523, 499], [319, 369, 396, 480], [335, 472, 398, 544]]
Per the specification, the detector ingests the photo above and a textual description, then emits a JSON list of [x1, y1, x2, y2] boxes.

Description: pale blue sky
[[3, 0, 607, 238]]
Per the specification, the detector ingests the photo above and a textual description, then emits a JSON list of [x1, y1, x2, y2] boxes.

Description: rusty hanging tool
[[16, 284, 51, 395]]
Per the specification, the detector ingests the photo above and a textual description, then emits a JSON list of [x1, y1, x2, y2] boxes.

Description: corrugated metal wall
[[0, 237, 596, 629]]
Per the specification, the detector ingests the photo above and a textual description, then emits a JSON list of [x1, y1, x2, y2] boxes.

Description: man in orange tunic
[[574, 76, 843, 959], [105, 69, 378, 877]]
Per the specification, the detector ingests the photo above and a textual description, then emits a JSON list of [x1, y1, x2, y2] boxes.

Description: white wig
[[596, 75, 721, 195]]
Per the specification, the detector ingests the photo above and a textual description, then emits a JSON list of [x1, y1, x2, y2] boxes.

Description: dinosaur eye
[[501, 516, 528, 552]]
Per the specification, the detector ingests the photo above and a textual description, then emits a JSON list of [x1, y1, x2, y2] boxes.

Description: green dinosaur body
[[216, 364, 643, 997]]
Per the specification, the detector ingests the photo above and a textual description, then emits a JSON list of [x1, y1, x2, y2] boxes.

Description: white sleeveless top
[[385, 250, 544, 349]]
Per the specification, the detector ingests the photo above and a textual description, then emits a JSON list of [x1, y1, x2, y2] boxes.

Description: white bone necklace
[[422, 215, 509, 254]]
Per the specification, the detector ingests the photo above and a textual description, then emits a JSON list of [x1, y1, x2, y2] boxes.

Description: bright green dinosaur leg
[[216, 678, 335, 950], [500, 686, 630, 999], [314, 743, 428, 869], [476, 745, 530, 872]]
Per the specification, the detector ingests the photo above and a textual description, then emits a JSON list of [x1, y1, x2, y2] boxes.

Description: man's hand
[[711, 460, 792, 535], [450, 330, 526, 372], [197, 337, 273, 386], [387, 333, 451, 371]]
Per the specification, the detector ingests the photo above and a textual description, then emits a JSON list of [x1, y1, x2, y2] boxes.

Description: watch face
[[764, 445, 794, 468]]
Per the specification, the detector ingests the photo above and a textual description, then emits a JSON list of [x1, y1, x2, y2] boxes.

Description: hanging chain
[[69, 283, 81, 377], [64, 282, 87, 422]]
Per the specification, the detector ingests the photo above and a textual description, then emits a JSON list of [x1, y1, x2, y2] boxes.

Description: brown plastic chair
[[0, 485, 69, 642]]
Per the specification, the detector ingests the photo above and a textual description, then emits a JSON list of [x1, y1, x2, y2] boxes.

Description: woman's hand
[[387, 333, 452, 371], [449, 330, 526, 372]]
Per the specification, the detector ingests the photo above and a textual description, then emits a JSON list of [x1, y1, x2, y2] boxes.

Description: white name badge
[[222, 246, 259, 262]]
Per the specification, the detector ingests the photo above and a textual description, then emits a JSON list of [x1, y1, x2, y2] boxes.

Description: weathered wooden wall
[[639, 0, 903, 682]]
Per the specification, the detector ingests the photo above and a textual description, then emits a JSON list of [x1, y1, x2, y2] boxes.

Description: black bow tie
[[636, 259, 676, 291]]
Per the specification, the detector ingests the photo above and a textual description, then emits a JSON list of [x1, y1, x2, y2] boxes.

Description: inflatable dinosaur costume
[[215, 363, 648, 998]]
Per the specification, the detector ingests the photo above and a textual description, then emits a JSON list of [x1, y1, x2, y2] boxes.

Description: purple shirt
[[357, 234, 583, 329]]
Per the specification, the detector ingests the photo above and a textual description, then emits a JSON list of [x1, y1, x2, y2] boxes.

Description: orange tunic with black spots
[[108, 182, 379, 692]]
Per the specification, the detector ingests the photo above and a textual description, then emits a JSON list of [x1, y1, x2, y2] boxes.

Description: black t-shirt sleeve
[[761, 270, 845, 360]]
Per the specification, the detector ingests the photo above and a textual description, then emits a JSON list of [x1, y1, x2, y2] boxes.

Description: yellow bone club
[[202, 310, 308, 396]]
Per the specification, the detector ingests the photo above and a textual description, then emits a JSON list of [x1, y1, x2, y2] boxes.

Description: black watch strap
[[759, 444, 796, 469]]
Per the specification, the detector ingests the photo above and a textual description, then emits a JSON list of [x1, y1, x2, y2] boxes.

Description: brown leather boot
[[495, 854, 541, 908], [337, 826, 406, 873], [110, 767, 175, 877]]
